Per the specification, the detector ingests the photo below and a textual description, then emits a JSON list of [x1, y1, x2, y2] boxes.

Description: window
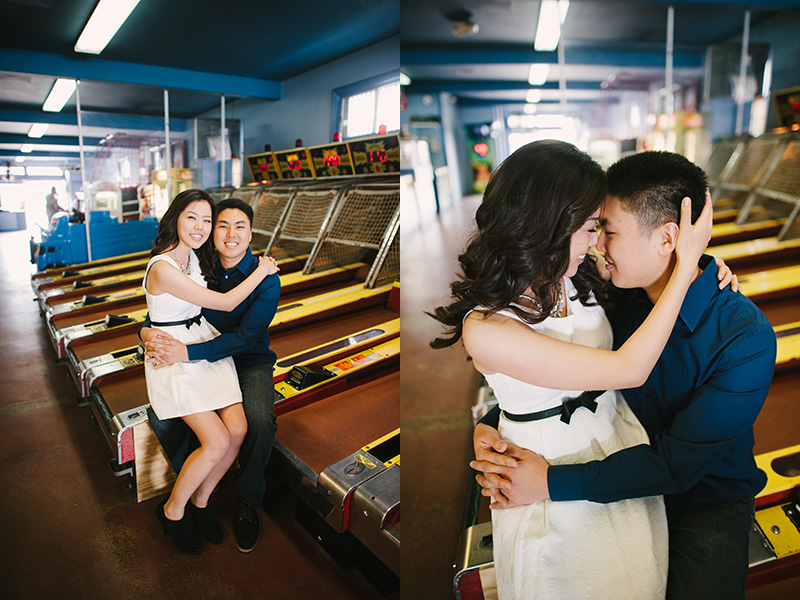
[[333, 72, 400, 140], [26, 166, 65, 177]]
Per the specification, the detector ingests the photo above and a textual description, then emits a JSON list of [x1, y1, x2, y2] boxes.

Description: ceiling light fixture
[[43, 78, 77, 112], [400, 72, 412, 86], [27, 123, 49, 138], [526, 89, 543, 103], [528, 64, 550, 85], [20, 144, 34, 153], [74, 0, 141, 54], [535, 0, 569, 51]]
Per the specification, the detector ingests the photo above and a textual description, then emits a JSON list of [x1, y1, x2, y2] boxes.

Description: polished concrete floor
[[0, 228, 390, 600], [401, 192, 484, 598]]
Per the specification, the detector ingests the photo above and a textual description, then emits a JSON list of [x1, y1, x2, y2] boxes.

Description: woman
[[429, 140, 714, 599], [143, 189, 278, 554]]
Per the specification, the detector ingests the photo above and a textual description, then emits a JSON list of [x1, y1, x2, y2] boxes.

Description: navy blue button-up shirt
[[548, 255, 776, 518], [184, 249, 280, 370]]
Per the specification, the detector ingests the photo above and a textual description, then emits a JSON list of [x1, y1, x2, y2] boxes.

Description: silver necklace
[[171, 247, 191, 275], [519, 284, 564, 317]]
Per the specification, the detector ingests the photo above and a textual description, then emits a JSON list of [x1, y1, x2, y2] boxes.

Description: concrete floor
[[401, 193, 483, 598]]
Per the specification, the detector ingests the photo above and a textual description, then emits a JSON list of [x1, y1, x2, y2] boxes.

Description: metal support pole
[[666, 6, 674, 116], [164, 89, 171, 203], [239, 117, 244, 188], [735, 9, 751, 135], [558, 38, 567, 115], [220, 95, 226, 187], [76, 80, 91, 261]]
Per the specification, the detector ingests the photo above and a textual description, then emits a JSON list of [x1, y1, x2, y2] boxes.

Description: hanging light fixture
[[74, 0, 141, 54], [535, 0, 569, 51]]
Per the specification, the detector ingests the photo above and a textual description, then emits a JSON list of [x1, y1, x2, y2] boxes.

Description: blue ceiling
[[400, 0, 800, 111], [0, 0, 400, 162]]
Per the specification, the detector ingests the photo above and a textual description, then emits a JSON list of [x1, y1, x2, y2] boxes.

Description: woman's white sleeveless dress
[[143, 252, 242, 419], [483, 277, 668, 600]]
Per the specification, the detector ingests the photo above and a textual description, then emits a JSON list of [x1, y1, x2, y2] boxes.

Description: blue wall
[[747, 11, 800, 130]]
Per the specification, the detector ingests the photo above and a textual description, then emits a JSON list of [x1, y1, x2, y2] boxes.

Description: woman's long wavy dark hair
[[150, 189, 218, 286], [429, 139, 616, 349]]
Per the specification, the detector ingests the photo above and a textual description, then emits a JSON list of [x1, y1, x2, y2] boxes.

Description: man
[[45, 187, 59, 221], [472, 151, 776, 600], [142, 196, 280, 553]]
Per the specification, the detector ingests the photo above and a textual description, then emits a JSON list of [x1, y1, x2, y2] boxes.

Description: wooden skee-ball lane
[[744, 281, 800, 588], [31, 250, 150, 282], [70, 285, 397, 398], [34, 250, 310, 305], [62, 270, 388, 390], [708, 218, 787, 247], [38, 252, 308, 316], [48, 260, 367, 359], [33, 255, 152, 294]]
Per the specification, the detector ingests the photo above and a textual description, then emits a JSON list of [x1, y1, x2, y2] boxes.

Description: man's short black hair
[[216, 197, 254, 227], [607, 151, 708, 235]]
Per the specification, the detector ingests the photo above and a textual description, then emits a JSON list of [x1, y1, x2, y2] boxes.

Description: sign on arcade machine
[[274, 148, 315, 179], [347, 134, 400, 175], [307, 142, 355, 178], [246, 152, 282, 182]]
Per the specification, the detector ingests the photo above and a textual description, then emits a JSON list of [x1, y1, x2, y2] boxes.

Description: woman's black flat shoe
[[189, 501, 223, 544], [156, 500, 202, 554]]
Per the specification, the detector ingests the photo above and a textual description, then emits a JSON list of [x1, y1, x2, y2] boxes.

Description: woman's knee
[[229, 419, 247, 448], [201, 435, 231, 462]]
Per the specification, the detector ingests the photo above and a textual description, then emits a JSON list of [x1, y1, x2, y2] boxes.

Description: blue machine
[[30, 211, 158, 271]]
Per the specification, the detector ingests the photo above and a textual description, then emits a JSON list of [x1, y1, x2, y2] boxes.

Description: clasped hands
[[470, 423, 551, 508], [141, 328, 187, 369]]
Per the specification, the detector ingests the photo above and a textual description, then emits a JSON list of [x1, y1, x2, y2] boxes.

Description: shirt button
[[645, 394, 653, 399]]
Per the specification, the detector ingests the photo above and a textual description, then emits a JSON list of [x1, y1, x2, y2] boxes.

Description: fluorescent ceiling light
[[14, 156, 25, 163], [523, 103, 538, 114], [400, 72, 412, 86], [74, 0, 140, 54], [535, 0, 569, 52], [27, 123, 49, 138], [526, 89, 543, 103], [43, 78, 77, 112], [20, 144, 34, 153], [528, 64, 550, 85]]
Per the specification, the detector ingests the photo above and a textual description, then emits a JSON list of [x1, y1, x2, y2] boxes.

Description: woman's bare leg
[[163, 410, 231, 521], [191, 403, 248, 508]]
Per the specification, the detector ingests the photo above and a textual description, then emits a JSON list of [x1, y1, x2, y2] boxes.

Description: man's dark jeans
[[666, 495, 755, 600]]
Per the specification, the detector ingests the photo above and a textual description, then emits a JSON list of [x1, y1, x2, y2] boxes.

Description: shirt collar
[[217, 248, 256, 277], [627, 254, 716, 333], [678, 254, 716, 333]]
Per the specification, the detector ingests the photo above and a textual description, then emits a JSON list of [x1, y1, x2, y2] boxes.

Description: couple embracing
[[431, 142, 776, 600]]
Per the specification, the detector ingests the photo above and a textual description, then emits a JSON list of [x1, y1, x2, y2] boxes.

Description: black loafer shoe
[[157, 500, 202, 554], [235, 499, 260, 553], [189, 501, 223, 544]]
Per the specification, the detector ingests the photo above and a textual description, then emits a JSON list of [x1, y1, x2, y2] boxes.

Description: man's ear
[[658, 222, 679, 256]]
